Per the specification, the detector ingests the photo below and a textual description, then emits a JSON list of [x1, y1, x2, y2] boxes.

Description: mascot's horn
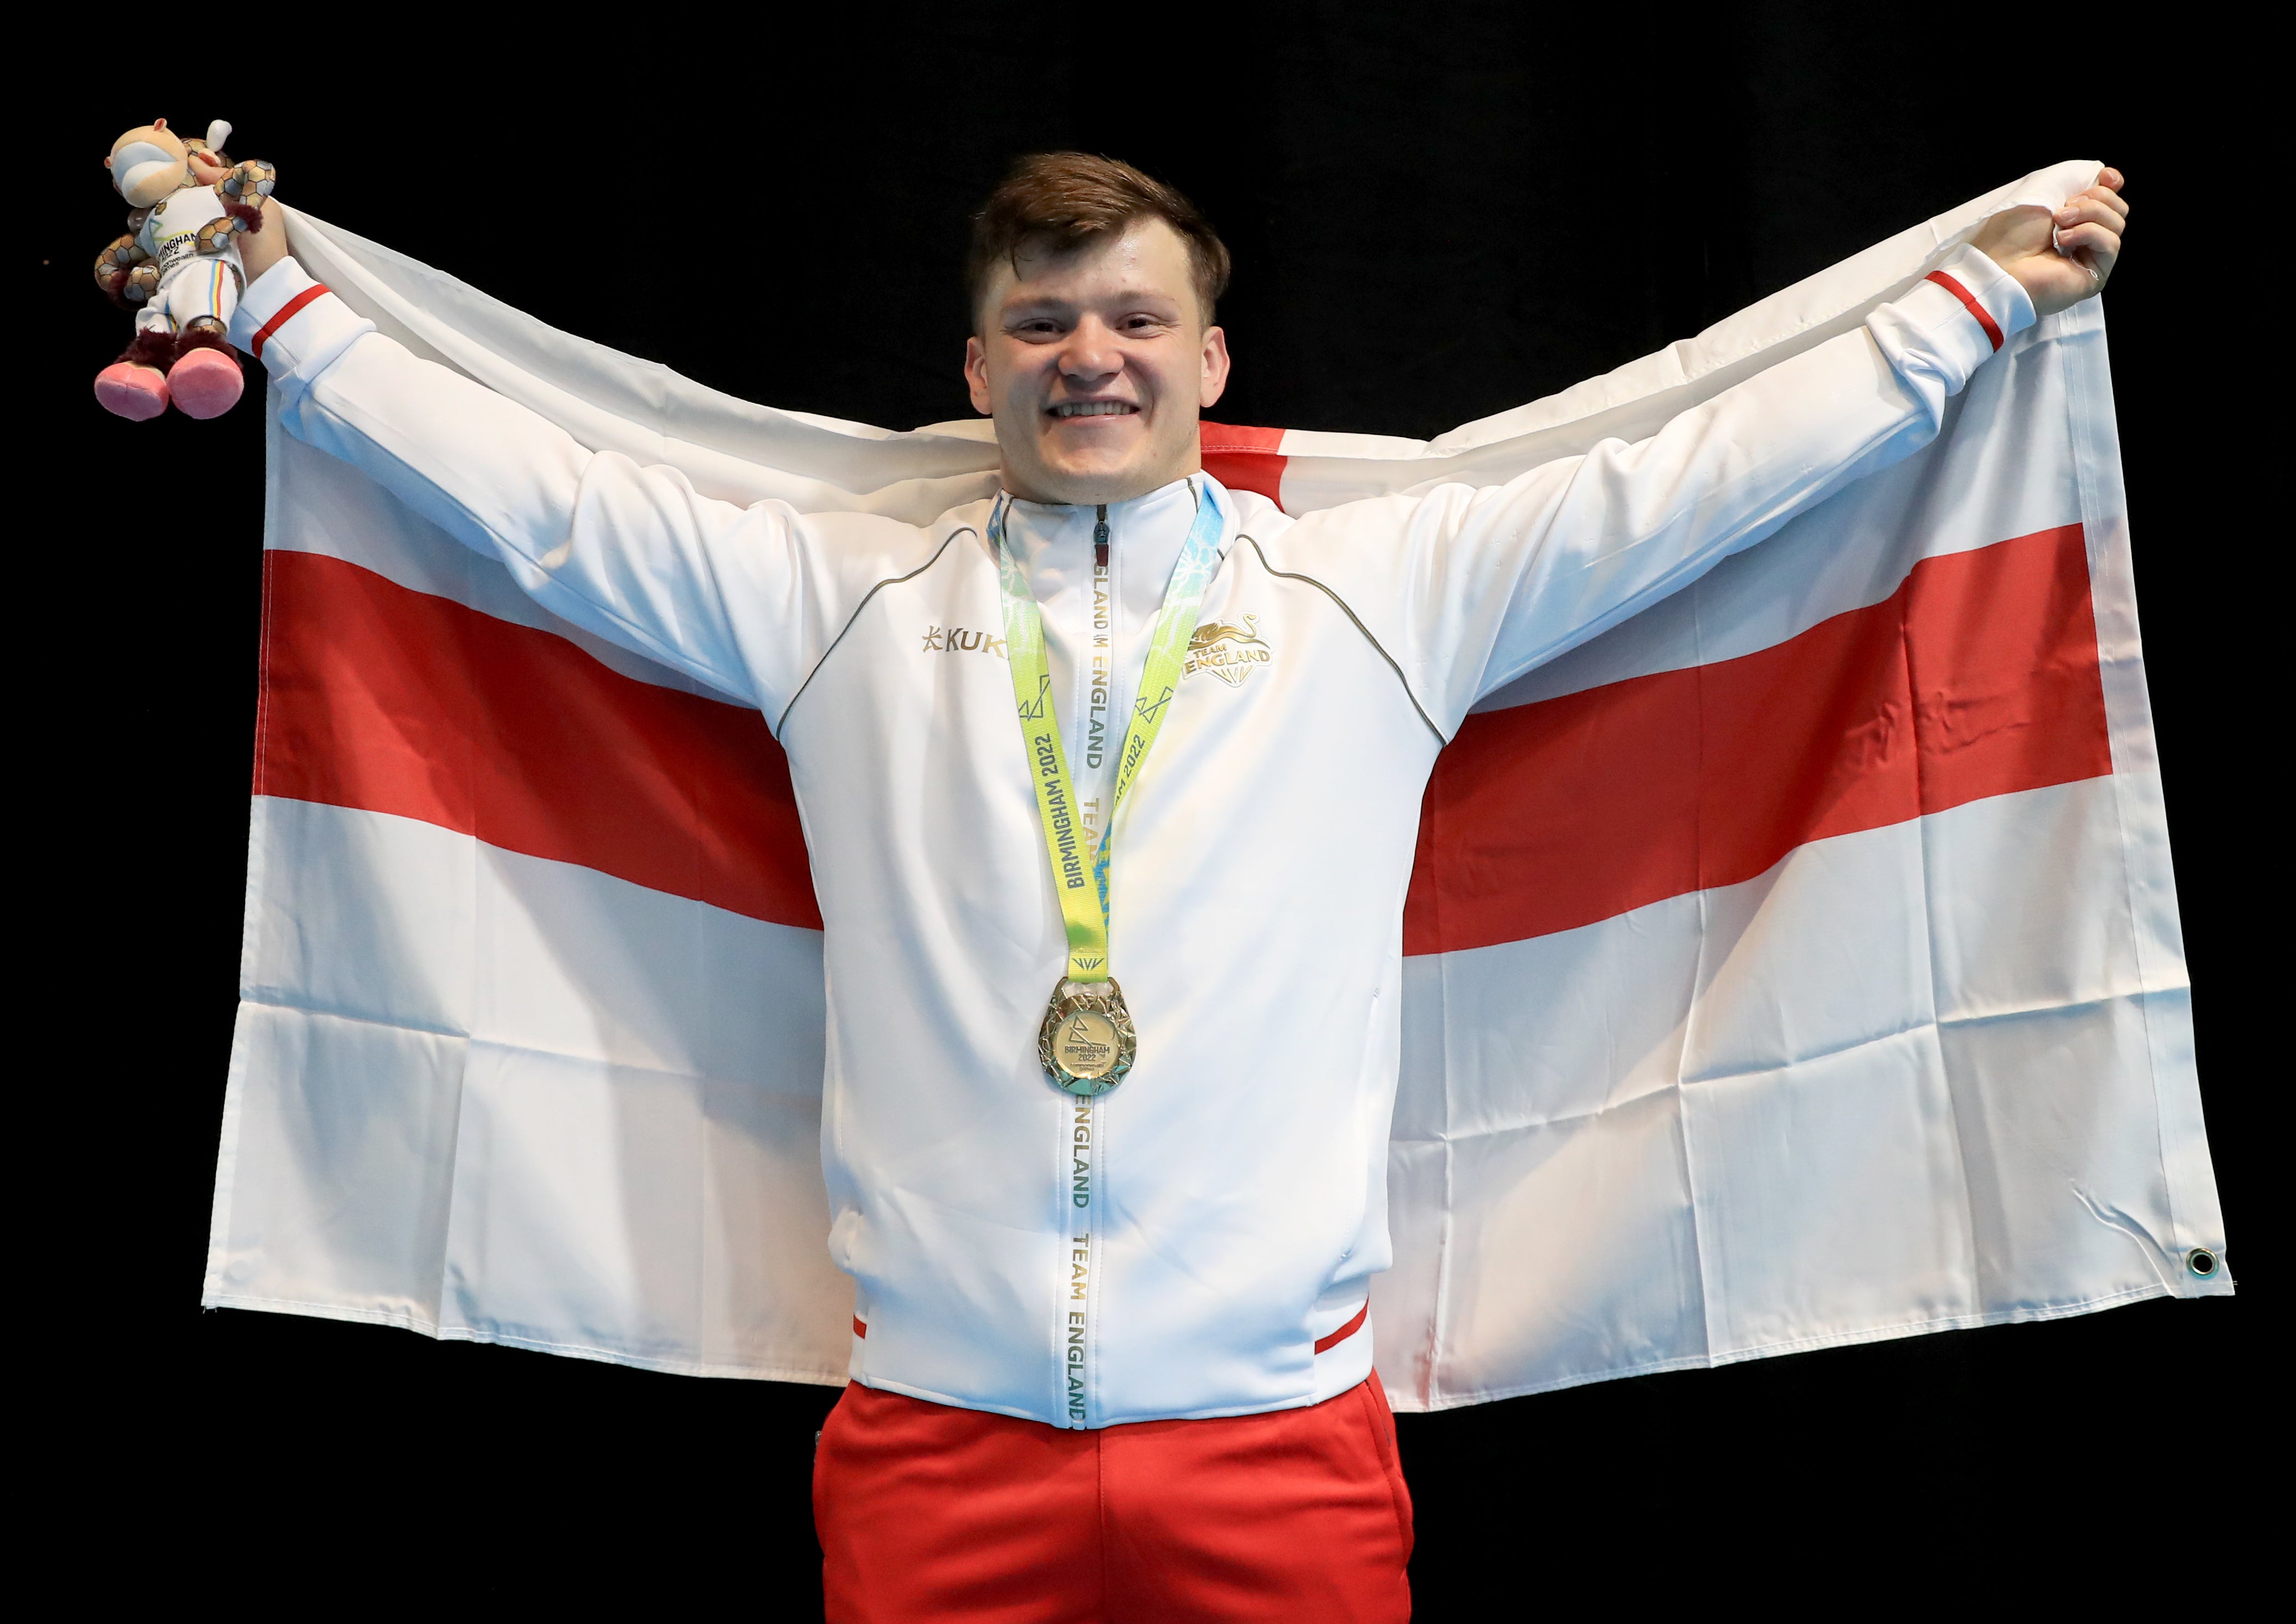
[[206, 120, 233, 152]]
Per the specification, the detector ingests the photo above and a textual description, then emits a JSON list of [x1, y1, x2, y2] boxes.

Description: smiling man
[[227, 152, 2125, 1620]]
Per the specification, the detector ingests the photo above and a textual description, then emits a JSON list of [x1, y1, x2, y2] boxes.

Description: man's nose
[[1056, 318, 1123, 384]]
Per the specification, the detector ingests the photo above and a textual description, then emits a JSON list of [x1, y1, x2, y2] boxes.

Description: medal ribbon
[[991, 482, 1226, 985]]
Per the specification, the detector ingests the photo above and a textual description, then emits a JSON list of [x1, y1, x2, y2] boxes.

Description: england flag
[[204, 160, 2230, 1406]]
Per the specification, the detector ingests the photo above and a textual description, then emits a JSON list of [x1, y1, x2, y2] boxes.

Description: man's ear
[[964, 335, 993, 417], [1198, 326, 1231, 410]]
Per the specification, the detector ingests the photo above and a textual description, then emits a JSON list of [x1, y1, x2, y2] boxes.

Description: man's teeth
[[1052, 402, 1137, 417]]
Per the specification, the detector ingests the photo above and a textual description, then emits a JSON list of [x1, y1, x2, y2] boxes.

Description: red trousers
[[814, 1377, 1414, 1622]]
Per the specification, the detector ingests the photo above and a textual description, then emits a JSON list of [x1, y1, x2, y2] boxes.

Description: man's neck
[[1004, 473, 1198, 512], [997, 456, 1203, 508]]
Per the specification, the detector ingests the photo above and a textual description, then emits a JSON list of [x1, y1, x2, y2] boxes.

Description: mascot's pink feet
[[94, 362, 169, 420], [167, 346, 243, 419]]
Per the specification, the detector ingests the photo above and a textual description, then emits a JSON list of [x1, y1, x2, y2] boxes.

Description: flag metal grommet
[[2185, 1247, 2220, 1278]]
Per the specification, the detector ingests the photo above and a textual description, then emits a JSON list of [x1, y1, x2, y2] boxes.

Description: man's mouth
[[1050, 402, 1138, 418]]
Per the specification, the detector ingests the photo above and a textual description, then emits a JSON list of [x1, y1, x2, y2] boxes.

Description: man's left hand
[[1972, 167, 2128, 317], [238, 195, 289, 284]]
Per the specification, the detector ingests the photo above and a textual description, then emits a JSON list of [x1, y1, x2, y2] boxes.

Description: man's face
[[965, 218, 1231, 506]]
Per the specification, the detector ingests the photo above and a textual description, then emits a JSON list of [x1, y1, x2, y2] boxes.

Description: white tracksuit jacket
[[229, 246, 2032, 1428]]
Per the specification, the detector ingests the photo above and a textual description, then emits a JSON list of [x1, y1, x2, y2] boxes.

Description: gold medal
[[1039, 978, 1138, 1097]]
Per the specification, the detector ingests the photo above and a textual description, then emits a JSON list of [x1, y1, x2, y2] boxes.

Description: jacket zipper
[[1061, 503, 1113, 1428]]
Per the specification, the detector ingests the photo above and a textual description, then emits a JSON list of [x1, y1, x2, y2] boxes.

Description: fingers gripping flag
[[204, 162, 2230, 1404]]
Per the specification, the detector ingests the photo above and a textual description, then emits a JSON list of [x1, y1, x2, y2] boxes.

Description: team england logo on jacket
[[922, 626, 1008, 659], [1185, 615, 1272, 687]]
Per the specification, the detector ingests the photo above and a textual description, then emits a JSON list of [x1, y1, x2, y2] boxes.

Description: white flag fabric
[[203, 161, 2231, 1407]]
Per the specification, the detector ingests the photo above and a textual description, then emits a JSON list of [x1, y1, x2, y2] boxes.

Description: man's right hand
[[239, 196, 290, 285]]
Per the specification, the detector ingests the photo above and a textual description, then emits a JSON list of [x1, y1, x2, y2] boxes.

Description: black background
[[30, 6, 2252, 1610]]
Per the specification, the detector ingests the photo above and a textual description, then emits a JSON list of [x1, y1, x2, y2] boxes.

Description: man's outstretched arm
[[231, 206, 850, 717], [1292, 173, 2128, 732]]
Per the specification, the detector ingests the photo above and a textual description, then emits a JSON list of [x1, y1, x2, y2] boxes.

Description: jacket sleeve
[[229, 256, 874, 718], [1274, 244, 2036, 734]]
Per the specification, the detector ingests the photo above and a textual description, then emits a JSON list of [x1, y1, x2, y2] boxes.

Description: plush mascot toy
[[91, 118, 276, 420]]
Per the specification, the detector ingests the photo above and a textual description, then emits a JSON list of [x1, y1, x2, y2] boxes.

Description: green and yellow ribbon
[[990, 485, 1225, 985]]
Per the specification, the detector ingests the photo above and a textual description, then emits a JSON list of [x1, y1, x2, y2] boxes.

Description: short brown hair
[[966, 153, 1232, 331]]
